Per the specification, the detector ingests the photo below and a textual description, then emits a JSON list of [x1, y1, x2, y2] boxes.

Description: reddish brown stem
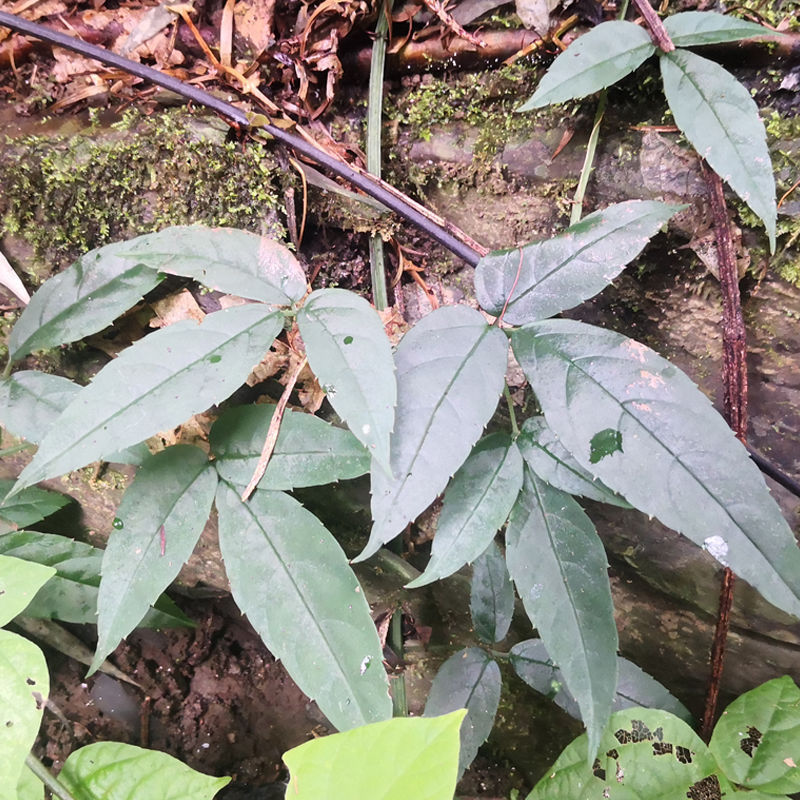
[[631, 0, 674, 52]]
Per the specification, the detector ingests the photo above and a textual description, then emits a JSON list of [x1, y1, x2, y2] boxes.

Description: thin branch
[[631, 0, 674, 51]]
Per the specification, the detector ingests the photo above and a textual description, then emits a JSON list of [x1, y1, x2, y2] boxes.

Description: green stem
[[390, 608, 408, 717], [26, 753, 79, 800], [504, 383, 519, 438], [0, 443, 34, 457], [570, 91, 606, 226]]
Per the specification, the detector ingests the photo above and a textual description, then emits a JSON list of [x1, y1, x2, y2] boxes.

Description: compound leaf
[[660, 49, 776, 251], [407, 433, 522, 588], [506, 465, 618, 759], [476, 201, 680, 325], [13, 304, 281, 492], [664, 11, 776, 47], [470, 540, 515, 643], [512, 319, 800, 617], [90, 446, 216, 673], [216, 482, 391, 731], [358, 306, 507, 562], [59, 742, 230, 800], [519, 21, 655, 110], [210, 405, 369, 491], [297, 288, 396, 471], [0, 481, 70, 528]]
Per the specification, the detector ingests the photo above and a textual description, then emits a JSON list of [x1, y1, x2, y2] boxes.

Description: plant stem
[[504, 384, 519, 438], [390, 608, 409, 717], [570, 92, 606, 226], [25, 753, 79, 800], [631, 0, 674, 51]]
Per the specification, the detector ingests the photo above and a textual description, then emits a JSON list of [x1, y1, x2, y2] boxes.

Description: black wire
[[745, 443, 800, 499]]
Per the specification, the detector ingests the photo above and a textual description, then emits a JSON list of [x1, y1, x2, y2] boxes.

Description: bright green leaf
[[297, 288, 396, 471], [518, 21, 655, 110], [407, 433, 522, 588], [664, 11, 777, 47], [283, 710, 466, 800], [0, 629, 48, 800], [425, 648, 501, 776], [16, 761, 43, 800], [13, 304, 281, 492], [470, 540, 515, 643], [358, 306, 508, 562], [59, 741, 230, 800], [475, 201, 680, 324], [0, 482, 70, 528], [660, 49, 776, 251], [0, 554, 55, 626], [709, 676, 800, 793], [512, 319, 800, 617], [210, 405, 369, 490], [216, 482, 391, 730], [91, 446, 215, 673], [506, 465, 618, 759]]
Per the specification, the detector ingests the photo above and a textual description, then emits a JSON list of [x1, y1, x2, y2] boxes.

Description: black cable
[[745, 443, 800, 499]]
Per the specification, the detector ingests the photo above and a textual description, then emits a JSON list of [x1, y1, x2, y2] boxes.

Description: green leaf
[[59, 742, 230, 800], [216, 482, 391, 730], [709, 676, 800, 793], [210, 405, 369, 490], [283, 710, 466, 800], [7, 242, 164, 361], [407, 433, 523, 588], [0, 629, 48, 800], [660, 49, 776, 251], [425, 648, 501, 776], [664, 11, 777, 47], [0, 482, 70, 528], [0, 554, 56, 626], [297, 288, 396, 471], [14, 304, 282, 492], [506, 465, 618, 759], [518, 21, 655, 110], [517, 417, 630, 508], [475, 201, 680, 325], [512, 319, 800, 617], [527, 707, 734, 799], [511, 640, 691, 723], [358, 306, 508, 562], [113, 226, 307, 304], [470, 540, 515, 643], [91, 446, 215, 673], [16, 761, 43, 800]]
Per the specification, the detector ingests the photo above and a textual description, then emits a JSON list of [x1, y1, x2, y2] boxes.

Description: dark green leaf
[[0, 554, 55, 626], [512, 319, 800, 617], [210, 405, 369, 490], [90, 446, 216, 673], [407, 434, 522, 588], [517, 417, 630, 508], [357, 306, 508, 562], [0, 371, 80, 443], [664, 11, 776, 47], [506, 465, 618, 758], [660, 49, 776, 251], [59, 742, 230, 800], [8, 244, 163, 361], [297, 288, 396, 471], [424, 647, 501, 776], [518, 21, 655, 110], [0, 482, 70, 527], [475, 201, 680, 324], [709, 676, 800, 793], [14, 304, 281, 492], [470, 540, 514, 643], [216, 482, 392, 730]]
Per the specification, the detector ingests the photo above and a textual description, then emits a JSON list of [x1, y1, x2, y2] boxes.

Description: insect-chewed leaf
[[216, 482, 391, 731], [210, 404, 370, 490], [664, 11, 777, 47], [506, 465, 618, 759], [518, 21, 655, 110], [517, 417, 630, 507], [476, 201, 680, 325], [90, 446, 216, 674], [356, 306, 508, 562], [59, 742, 230, 800], [424, 648, 501, 777], [512, 319, 800, 618], [660, 49, 776, 251], [7, 243, 164, 362], [296, 288, 396, 471], [12, 304, 281, 492], [0, 553, 56, 626], [114, 226, 306, 303], [0, 481, 70, 528], [407, 434, 522, 588], [470, 540, 515, 644]]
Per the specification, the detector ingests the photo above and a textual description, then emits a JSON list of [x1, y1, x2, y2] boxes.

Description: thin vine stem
[[504, 384, 519, 438], [25, 753, 79, 800], [570, 92, 606, 226]]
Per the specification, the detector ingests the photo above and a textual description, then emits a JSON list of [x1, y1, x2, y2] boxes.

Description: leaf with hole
[[470, 541, 515, 643], [298, 288, 396, 471], [475, 201, 680, 325], [407, 433, 522, 588], [0, 481, 70, 528], [663, 11, 776, 47], [357, 305, 508, 562], [512, 319, 800, 617], [13, 304, 281, 493], [216, 482, 391, 730]]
